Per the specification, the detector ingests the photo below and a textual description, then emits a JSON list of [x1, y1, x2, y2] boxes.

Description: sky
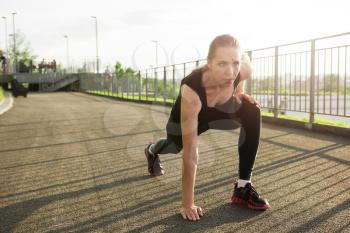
[[0, 0, 349, 71]]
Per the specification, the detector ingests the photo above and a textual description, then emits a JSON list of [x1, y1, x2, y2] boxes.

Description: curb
[[0, 91, 14, 115], [262, 116, 350, 138]]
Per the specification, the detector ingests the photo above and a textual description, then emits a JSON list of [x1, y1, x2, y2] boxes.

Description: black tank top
[[167, 70, 241, 135]]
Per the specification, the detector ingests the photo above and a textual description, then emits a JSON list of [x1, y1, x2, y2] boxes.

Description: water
[[255, 94, 350, 123]]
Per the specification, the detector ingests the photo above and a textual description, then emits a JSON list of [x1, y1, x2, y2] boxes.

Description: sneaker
[[144, 143, 165, 176], [231, 181, 270, 210]]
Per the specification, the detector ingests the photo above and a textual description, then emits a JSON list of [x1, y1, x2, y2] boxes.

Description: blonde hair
[[192, 34, 241, 73]]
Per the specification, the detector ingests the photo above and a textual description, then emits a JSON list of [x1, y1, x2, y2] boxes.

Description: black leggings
[[151, 100, 261, 180]]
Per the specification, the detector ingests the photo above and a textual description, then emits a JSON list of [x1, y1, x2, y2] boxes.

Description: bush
[[0, 87, 4, 102]]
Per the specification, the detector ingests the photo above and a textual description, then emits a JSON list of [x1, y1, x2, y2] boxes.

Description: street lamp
[[1, 17, 8, 55], [151, 40, 158, 68], [91, 16, 99, 73], [64, 35, 69, 71], [151, 40, 158, 97], [12, 12, 16, 73]]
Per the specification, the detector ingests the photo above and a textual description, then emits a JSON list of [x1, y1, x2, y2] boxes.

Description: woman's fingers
[[242, 94, 254, 104], [190, 210, 199, 221], [181, 206, 203, 221], [235, 93, 242, 104], [197, 207, 204, 216], [240, 94, 260, 107], [180, 210, 187, 220]]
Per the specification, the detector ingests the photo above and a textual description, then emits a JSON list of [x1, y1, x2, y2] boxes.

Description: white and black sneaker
[[144, 143, 165, 176]]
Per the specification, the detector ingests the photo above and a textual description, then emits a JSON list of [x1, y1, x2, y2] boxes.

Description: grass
[[252, 91, 349, 96], [0, 87, 4, 103], [87, 89, 350, 129], [261, 111, 350, 128], [88, 90, 176, 104]]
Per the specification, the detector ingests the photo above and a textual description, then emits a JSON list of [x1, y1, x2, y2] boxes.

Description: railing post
[[111, 74, 114, 97], [246, 51, 252, 95], [138, 71, 141, 101], [183, 63, 186, 79], [106, 75, 109, 96], [121, 77, 124, 99], [116, 75, 118, 96], [173, 65, 176, 103], [154, 68, 158, 100], [146, 70, 148, 101], [109, 75, 111, 97], [274, 47, 279, 118], [163, 66, 166, 103], [309, 40, 316, 126], [127, 76, 129, 99], [132, 74, 134, 100], [99, 74, 101, 95]]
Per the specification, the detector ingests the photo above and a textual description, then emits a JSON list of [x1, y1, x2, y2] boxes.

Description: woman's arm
[[240, 52, 252, 82], [180, 84, 203, 221], [234, 53, 260, 106]]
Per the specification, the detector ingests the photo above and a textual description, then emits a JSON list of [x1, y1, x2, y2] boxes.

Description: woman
[[144, 34, 270, 221]]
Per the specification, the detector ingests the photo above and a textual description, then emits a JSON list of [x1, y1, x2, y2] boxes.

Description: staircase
[[39, 74, 79, 92]]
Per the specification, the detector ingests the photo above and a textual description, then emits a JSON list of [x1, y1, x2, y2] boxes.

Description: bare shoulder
[[181, 84, 201, 113], [181, 84, 201, 104]]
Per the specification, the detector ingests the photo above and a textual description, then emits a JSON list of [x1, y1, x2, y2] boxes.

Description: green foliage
[[258, 76, 274, 91], [261, 111, 350, 128], [139, 77, 180, 99], [114, 61, 137, 79], [321, 74, 345, 93], [0, 87, 4, 102], [156, 79, 180, 99], [8, 30, 37, 69]]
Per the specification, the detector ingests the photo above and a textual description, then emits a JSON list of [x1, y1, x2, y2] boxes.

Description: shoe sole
[[144, 147, 165, 177], [231, 196, 270, 210]]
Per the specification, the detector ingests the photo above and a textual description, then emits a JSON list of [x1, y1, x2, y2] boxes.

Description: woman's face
[[207, 46, 241, 86]]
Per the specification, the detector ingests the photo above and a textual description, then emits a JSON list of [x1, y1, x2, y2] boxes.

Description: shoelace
[[246, 184, 260, 198]]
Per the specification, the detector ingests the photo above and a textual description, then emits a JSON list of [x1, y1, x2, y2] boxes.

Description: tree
[[8, 30, 37, 72], [125, 67, 136, 77], [114, 61, 136, 79], [322, 74, 344, 93], [114, 62, 125, 78]]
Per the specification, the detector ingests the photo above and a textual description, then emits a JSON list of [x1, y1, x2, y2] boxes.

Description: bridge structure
[[0, 73, 80, 92]]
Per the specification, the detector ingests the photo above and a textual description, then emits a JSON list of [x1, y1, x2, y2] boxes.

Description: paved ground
[[0, 92, 349, 233]]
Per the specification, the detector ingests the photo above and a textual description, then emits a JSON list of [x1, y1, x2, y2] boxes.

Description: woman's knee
[[242, 101, 261, 119]]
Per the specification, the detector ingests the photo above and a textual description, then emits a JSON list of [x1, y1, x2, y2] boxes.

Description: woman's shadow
[[128, 202, 266, 233]]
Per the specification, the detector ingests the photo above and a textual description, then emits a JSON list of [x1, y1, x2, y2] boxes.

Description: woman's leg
[[150, 137, 182, 155], [236, 100, 261, 180], [145, 136, 182, 176]]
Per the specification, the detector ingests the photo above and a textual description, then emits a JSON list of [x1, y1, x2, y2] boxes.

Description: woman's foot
[[144, 143, 165, 176], [231, 181, 270, 210]]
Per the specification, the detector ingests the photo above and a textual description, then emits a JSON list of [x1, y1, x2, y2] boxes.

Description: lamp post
[[64, 35, 69, 71], [151, 40, 158, 68], [1, 17, 8, 55], [91, 16, 99, 73], [151, 40, 158, 97], [12, 12, 16, 73]]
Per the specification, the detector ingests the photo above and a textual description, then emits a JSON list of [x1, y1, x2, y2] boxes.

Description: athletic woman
[[144, 34, 270, 221]]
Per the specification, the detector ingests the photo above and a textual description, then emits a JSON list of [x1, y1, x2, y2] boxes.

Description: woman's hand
[[180, 205, 204, 221], [235, 84, 260, 107]]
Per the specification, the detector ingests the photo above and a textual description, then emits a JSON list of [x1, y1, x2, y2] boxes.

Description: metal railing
[[79, 32, 350, 124], [247, 32, 350, 123]]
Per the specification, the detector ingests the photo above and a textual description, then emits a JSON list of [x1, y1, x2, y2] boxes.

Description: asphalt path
[[0, 92, 349, 233]]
